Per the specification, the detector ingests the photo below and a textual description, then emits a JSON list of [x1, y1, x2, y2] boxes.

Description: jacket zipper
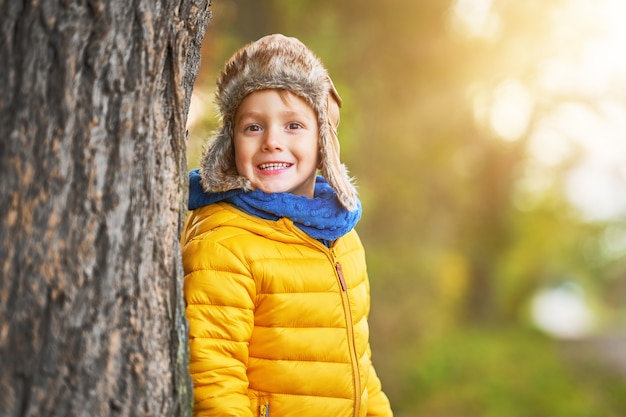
[[335, 262, 347, 291], [333, 253, 362, 417]]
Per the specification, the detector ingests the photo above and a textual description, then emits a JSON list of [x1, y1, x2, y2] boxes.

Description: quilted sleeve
[[366, 348, 394, 417], [182, 234, 256, 417]]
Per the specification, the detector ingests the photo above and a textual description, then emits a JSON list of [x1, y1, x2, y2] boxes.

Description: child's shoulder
[[182, 202, 277, 245], [184, 202, 245, 236]]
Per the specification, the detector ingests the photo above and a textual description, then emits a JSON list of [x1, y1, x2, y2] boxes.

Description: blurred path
[[560, 332, 626, 378]]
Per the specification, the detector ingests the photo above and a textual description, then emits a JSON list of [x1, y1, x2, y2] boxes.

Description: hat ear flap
[[319, 94, 358, 211], [199, 128, 252, 193]]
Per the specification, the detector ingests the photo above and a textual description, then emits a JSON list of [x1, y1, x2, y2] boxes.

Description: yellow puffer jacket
[[182, 202, 393, 417]]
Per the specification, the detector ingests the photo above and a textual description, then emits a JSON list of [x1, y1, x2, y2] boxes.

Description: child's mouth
[[258, 163, 292, 171]]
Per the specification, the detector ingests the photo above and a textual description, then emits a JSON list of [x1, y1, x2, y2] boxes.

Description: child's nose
[[261, 127, 283, 151]]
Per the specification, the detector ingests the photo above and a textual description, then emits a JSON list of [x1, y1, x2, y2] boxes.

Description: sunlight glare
[[488, 79, 534, 142], [449, 0, 501, 40], [528, 127, 572, 167], [565, 160, 626, 221], [528, 0, 626, 220], [538, 0, 626, 96], [531, 283, 595, 339]]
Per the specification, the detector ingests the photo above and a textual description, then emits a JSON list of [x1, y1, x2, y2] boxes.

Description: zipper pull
[[335, 262, 347, 291], [260, 404, 270, 417]]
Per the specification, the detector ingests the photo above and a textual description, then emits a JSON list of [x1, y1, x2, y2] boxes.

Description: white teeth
[[259, 163, 290, 170]]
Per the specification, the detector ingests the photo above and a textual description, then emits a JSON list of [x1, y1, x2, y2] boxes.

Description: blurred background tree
[[186, 0, 626, 415]]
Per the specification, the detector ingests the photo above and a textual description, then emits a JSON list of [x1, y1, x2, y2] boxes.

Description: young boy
[[181, 34, 393, 417]]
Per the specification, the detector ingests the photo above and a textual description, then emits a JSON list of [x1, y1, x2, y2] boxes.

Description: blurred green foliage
[[395, 328, 626, 416], [187, 0, 626, 415]]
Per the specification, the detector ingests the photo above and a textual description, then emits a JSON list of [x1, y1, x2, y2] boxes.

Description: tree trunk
[[0, 1, 211, 416]]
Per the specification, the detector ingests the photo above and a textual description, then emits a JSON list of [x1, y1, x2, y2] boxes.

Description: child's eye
[[287, 122, 303, 130], [244, 124, 262, 132]]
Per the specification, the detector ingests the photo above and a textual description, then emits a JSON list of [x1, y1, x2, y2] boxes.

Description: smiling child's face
[[233, 89, 320, 198]]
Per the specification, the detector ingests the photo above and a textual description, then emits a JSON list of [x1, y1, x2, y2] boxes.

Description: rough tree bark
[[0, 1, 211, 416]]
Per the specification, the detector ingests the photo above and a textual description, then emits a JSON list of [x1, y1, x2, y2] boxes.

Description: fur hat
[[199, 33, 358, 211]]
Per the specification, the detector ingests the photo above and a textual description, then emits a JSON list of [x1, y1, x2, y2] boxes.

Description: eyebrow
[[236, 110, 313, 124]]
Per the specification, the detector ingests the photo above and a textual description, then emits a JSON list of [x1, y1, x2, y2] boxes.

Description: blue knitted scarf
[[188, 169, 362, 242]]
